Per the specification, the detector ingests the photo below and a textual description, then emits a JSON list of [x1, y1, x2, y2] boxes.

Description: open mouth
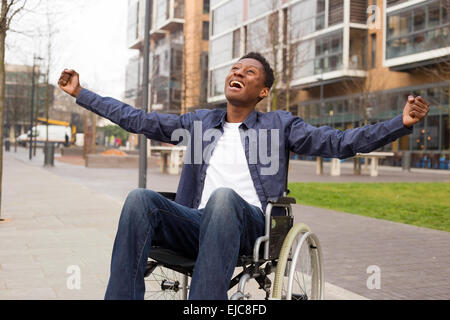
[[229, 80, 245, 89]]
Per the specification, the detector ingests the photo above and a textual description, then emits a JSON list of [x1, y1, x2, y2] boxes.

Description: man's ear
[[259, 87, 269, 100]]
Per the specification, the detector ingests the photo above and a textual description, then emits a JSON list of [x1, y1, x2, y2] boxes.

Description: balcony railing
[[386, 24, 450, 60]]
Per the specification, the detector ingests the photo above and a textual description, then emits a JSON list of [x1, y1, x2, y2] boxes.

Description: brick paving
[[1, 147, 449, 299]]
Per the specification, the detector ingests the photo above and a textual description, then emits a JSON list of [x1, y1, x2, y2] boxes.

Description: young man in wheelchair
[[58, 52, 429, 300]]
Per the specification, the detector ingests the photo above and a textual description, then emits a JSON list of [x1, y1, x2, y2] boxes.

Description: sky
[[6, 0, 138, 98]]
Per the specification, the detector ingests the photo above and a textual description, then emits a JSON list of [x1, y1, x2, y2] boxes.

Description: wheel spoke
[[144, 265, 188, 300], [274, 227, 322, 300]]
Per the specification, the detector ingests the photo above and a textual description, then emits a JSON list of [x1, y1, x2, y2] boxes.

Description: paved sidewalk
[[1, 149, 367, 300], [0, 151, 122, 299], [2, 148, 449, 299]]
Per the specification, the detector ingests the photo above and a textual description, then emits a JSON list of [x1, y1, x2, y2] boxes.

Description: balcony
[[150, 29, 167, 41], [287, 1, 368, 88], [290, 28, 367, 88], [153, 0, 184, 33], [385, 0, 450, 71]]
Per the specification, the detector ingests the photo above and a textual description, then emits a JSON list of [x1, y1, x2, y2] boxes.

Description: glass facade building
[[208, 0, 369, 103], [208, 0, 450, 164], [126, 0, 185, 114], [126, 0, 210, 114]]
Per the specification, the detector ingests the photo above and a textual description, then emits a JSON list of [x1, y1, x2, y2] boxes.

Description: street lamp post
[[28, 55, 43, 160], [138, 0, 152, 188], [316, 74, 324, 126]]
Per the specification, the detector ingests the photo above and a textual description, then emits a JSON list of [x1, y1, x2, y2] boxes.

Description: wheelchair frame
[[144, 192, 324, 300]]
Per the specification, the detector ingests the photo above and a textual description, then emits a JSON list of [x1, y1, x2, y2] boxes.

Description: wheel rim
[[284, 232, 314, 300], [144, 264, 188, 300], [272, 223, 324, 300]]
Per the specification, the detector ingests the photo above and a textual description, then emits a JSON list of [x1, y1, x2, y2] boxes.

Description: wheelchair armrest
[[267, 196, 296, 205], [157, 192, 177, 201]]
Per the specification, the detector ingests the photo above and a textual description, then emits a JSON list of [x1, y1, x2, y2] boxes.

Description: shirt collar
[[212, 109, 258, 129]]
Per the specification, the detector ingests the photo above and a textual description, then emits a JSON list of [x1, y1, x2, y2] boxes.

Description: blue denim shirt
[[76, 88, 413, 212]]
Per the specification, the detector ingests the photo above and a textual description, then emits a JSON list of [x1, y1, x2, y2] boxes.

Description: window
[[427, 2, 440, 27], [316, 0, 326, 31], [135, 2, 139, 39], [290, 0, 330, 38], [153, 55, 160, 75], [170, 48, 183, 73], [127, 1, 139, 45], [209, 64, 232, 97], [293, 31, 343, 79], [202, 21, 209, 40], [200, 52, 209, 102], [212, 0, 242, 35], [232, 29, 240, 59], [386, 0, 450, 59], [156, 0, 169, 29], [246, 17, 269, 52], [203, 0, 210, 14], [248, 0, 276, 19], [172, 88, 181, 101], [210, 32, 233, 66], [371, 34, 376, 68], [413, 7, 426, 32]]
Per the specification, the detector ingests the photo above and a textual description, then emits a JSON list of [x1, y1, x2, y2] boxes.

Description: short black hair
[[239, 52, 274, 90]]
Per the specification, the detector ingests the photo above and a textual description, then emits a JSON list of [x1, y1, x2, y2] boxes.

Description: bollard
[[44, 142, 55, 167], [402, 151, 411, 172], [5, 139, 10, 152]]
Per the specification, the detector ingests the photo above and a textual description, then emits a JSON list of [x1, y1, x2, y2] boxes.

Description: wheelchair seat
[[149, 246, 196, 269], [148, 245, 259, 273]]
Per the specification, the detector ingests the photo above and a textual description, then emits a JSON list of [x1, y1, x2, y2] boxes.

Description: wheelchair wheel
[[272, 223, 324, 300], [144, 263, 189, 300]]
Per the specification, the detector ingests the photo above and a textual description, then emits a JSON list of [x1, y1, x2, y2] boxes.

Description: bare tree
[[280, 5, 309, 113], [341, 29, 387, 129], [0, 0, 27, 220], [4, 64, 34, 151], [43, 0, 55, 148], [341, 68, 387, 128], [248, 0, 307, 113]]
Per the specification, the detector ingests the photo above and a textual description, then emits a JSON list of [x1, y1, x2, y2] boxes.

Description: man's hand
[[58, 69, 82, 98], [402, 95, 430, 128]]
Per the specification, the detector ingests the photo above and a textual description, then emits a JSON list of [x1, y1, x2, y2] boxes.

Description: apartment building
[[208, 0, 450, 155], [126, 0, 210, 114], [4, 64, 48, 141]]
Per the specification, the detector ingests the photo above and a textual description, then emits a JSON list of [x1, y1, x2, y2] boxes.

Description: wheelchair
[[143, 190, 324, 300]]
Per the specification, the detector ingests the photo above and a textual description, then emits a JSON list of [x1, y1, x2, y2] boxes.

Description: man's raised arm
[[287, 96, 430, 159], [58, 69, 192, 144]]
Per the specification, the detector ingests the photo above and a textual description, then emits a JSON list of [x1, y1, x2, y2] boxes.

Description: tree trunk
[[0, 29, 5, 219]]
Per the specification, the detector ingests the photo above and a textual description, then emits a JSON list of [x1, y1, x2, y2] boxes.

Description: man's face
[[224, 58, 269, 107]]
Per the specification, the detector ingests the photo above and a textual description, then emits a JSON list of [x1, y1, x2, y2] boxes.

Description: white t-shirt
[[198, 121, 262, 211]]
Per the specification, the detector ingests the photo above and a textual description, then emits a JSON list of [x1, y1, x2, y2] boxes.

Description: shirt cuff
[[391, 114, 413, 137], [75, 88, 93, 110]]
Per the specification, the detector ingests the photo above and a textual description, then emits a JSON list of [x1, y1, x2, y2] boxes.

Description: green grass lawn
[[288, 182, 450, 232]]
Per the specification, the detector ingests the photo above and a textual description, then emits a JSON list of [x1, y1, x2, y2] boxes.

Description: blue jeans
[[104, 187, 265, 300]]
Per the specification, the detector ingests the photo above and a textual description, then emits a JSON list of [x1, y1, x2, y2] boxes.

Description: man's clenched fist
[[402, 95, 430, 128], [58, 69, 82, 98]]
